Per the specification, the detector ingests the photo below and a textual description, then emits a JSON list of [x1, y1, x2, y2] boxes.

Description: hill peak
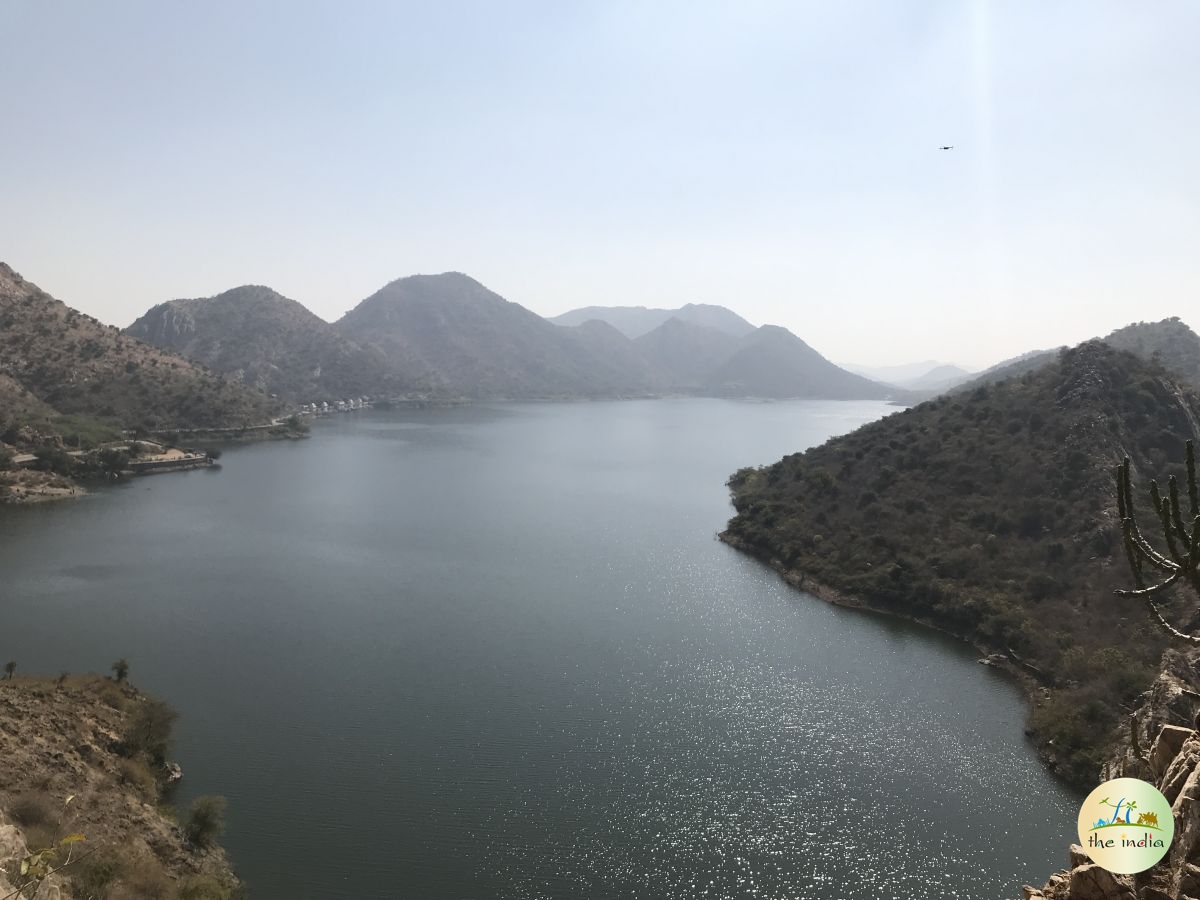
[[550, 302, 754, 339]]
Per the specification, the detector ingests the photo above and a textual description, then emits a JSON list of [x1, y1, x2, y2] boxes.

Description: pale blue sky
[[2, 1, 1196, 368]]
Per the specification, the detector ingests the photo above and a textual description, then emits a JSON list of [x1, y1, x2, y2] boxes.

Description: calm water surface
[[0, 400, 1078, 898]]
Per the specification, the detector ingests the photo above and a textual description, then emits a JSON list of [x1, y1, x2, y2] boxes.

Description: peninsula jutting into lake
[[5, 3, 1200, 899]]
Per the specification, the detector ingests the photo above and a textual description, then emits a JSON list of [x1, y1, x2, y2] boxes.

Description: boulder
[[1065, 864, 1136, 899], [1152, 727, 1196, 780]]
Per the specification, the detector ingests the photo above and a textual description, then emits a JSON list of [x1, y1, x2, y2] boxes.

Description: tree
[[111, 658, 129, 682], [184, 796, 227, 849], [1116, 439, 1200, 643], [121, 698, 178, 762], [3, 661, 15, 680]]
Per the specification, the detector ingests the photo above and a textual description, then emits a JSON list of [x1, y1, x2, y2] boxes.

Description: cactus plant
[[1116, 440, 1200, 643]]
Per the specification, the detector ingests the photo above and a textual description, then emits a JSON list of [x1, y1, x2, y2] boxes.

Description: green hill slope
[[723, 341, 1200, 784]]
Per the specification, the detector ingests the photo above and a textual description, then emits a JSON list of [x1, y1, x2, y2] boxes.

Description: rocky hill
[[722, 341, 1200, 785], [559, 318, 667, 395], [336, 272, 660, 398], [116, 271, 899, 402], [0, 263, 275, 432], [0, 373, 53, 420], [550, 302, 755, 339], [953, 319, 1200, 399], [0, 674, 239, 899], [126, 285, 411, 403], [633, 318, 742, 389], [703, 325, 896, 400], [902, 363, 974, 391], [1106, 317, 1200, 390], [338, 275, 893, 400]]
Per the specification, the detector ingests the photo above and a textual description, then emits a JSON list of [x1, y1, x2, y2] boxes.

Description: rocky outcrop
[[0, 675, 238, 899], [1024, 650, 1200, 900]]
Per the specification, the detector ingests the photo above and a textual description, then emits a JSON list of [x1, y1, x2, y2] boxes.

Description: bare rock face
[[1023, 650, 1200, 900], [1151, 728, 1196, 782], [0, 818, 66, 899]]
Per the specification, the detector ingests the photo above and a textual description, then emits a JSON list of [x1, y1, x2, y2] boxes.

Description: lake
[[0, 400, 1078, 898]]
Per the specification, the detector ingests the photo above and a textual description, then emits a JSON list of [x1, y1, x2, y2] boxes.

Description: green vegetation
[[175, 874, 240, 900], [268, 414, 310, 438], [120, 697, 178, 765], [47, 414, 123, 450], [111, 659, 130, 683], [3, 662, 15, 681], [723, 341, 1197, 785], [183, 796, 227, 850]]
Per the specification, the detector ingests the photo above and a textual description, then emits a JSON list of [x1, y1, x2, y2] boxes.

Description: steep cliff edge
[[0, 675, 239, 899], [1025, 650, 1200, 900]]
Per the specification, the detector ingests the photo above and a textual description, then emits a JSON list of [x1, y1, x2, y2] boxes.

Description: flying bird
[[939, 145, 954, 150]]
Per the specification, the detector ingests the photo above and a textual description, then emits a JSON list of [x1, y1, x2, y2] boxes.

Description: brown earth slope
[[0, 263, 275, 432], [0, 674, 238, 899]]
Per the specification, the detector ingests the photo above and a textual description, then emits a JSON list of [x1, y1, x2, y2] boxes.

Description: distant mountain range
[[11, 257, 1200, 425], [549, 303, 755, 339], [122, 273, 901, 403], [0, 263, 275, 434], [843, 360, 975, 392]]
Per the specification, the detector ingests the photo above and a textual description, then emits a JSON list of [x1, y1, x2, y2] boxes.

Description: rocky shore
[[1023, 650, 1200, 900], [0, 674, 239, 899]]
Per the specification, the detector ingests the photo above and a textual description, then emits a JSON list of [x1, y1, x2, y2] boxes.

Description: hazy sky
[[2, 1, 1197, 369]]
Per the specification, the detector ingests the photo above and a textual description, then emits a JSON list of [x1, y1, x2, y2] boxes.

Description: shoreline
[[1, 425, 308, 506], [716, 529, 1073, 785]]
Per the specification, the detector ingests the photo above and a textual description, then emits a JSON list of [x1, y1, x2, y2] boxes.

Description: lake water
[[0, 400, 1078, 898]]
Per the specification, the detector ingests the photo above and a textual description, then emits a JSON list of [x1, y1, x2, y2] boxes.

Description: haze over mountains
[[844, 360, 976, 392], [8, 258, 1200, 433], [122, 271, 902, 402], [549, 303, 756, 339]]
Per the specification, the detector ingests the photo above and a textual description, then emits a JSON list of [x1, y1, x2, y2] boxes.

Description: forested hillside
[[724, 341, 1200, 784]]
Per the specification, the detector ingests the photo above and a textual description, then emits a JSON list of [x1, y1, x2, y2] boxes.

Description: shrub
[[118, 758, 159, 801], [121, 698, 178, 763], [71, 851, 125, 900], [184, 796, 227, 849], [176, 875, 234, 900], [9, 794, 57, 830], [8, 794, 61, 850]]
